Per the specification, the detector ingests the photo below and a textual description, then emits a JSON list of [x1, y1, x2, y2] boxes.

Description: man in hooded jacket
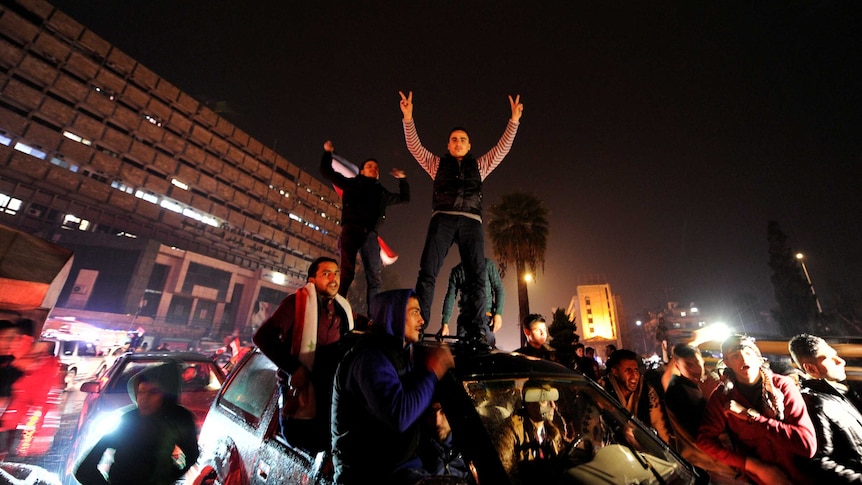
[[331, 289, 454, 484], [75, 361, 199, 485]]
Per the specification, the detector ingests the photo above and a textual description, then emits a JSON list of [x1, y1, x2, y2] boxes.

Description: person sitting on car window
[[75, 361, 199, 485], [253, 256, 355, 453], [331, 289, 454, 484], [598, 349, 673, 445], [494, 381, 565, 480], [697, 334, 816, 485], [789, 333, 862, 482], [417, 400, 469, 479]]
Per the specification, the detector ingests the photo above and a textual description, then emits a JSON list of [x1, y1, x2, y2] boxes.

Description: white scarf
[[296, 282, 354, 370]]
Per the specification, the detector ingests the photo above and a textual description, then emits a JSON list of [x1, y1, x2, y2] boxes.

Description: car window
[[180, 362, 223, 392], [106, 360, 167, 393], [218, 352, 278, 425], [464, 376, 694, 484]]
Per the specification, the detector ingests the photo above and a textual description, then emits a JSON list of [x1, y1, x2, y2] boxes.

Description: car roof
[[420, 340, 579, 381], [120, 351, 218, 363]]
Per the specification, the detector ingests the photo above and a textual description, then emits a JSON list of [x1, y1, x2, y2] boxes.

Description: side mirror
[[80, 381, 100, 393]]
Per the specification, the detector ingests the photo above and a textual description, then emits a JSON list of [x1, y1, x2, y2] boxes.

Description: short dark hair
[[361, 159, 379, 170], [672, 343, 701, 360], [522, 313, 545, 330], [307, 256, 338, 281], [448, 126, 471, 141], [574, 343, 585, 351], [606, 349, 639, 371], [789, 333, 827, 368], [16, 318, 35, 337]]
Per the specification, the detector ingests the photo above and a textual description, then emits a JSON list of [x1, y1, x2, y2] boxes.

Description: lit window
[[160, 199, 183, 213], [63, 214, 90, 231], [171, 178, 190, 190], [13, 142, 47, 160], [691, 307, 698, 314], [63, 131, 92, 146], [0, 133, 11, 146], [0, 193, 23, 215], [135, 190, 159, 204], [680, 311, 686, 317]]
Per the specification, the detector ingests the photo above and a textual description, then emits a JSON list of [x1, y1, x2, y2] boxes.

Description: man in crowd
[[516, 314, 556, 362], [697, 334, 815, 485], [438, 257, 505, 347], [664, 344, 738, 483], [417, 401, 469, 479], [495, 381, 565, 482], [599, 349, 672, 444], [76, 362, 199, 485], [789, 333, 862, 482], [253, 257, 355, 453], [399, 90, 523, 347], [320, 140, 410, 306], [331, 289, 454, 484]]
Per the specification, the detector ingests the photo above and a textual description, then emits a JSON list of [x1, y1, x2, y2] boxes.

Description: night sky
[[49, 1, 862, 350]]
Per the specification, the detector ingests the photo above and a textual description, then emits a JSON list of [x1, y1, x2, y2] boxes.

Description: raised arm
[[319, 140, 351, 188], [477, 94, 523, 180], [399, 90, 439, 178]]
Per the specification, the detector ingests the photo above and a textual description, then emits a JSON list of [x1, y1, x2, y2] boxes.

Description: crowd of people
[[58, 88, 859, 485]]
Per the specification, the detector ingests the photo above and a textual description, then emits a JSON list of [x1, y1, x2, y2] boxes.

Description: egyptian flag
[[330, 154, 398, 266]]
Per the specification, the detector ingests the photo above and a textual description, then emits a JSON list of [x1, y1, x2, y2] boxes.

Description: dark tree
[[767, 221, 817, 336], [548, 307, 577, 368]]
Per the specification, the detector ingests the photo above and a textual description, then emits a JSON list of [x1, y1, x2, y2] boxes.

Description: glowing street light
[[635, 320, 647, 354], [795, 252, 823, 314]]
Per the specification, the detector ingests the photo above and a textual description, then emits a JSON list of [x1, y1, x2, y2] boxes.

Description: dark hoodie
[[331, 289, 438, 484], [75, 361, 199, 485]]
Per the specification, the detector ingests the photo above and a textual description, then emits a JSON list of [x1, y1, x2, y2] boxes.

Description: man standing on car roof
[[319, 140, 410, 307], [331, 289, 454, 484], [399, 90, 523, 349], [253, 256, 355, 453]]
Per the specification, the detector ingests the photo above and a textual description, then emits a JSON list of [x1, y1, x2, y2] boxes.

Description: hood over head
[[127, 359, 182, 405], [369, 289, 416, 343]]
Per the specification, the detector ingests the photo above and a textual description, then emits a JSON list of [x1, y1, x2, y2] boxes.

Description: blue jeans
[[416, 214, 490, 341], [338, 225, 382, 306]]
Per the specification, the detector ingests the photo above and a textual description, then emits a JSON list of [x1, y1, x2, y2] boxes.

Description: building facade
[[0, 0, 341, 341], [573, 277, 622, 352]]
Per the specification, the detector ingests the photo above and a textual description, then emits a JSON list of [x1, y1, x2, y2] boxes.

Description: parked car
[[41, 335, 110, 388], [188, 337, 704, 485], [62, 351, 226, 485]]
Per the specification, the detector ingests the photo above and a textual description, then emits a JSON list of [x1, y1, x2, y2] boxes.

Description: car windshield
[[105, 359, 223, 393], [463, 376, 697, 485]]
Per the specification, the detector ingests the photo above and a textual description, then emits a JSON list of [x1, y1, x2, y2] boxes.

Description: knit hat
[[720, 334, 762, 359]]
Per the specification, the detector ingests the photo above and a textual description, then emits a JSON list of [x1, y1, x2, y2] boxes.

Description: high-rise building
[[0, 0, 341, 341]]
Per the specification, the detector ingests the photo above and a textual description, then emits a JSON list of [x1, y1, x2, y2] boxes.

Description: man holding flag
[[320, 140, 410, 308]]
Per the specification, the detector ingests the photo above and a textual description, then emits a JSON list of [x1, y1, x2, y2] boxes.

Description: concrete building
[[0, 0, 341, 342], [572, 275, 623, 354]]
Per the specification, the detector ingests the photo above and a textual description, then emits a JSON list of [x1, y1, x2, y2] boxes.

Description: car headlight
[[80, 409, 125, 451]]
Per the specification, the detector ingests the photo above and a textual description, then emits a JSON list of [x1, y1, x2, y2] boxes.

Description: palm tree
[[486, 192, 550, 346]]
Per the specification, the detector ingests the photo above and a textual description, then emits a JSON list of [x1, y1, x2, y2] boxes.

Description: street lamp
[[519, 272, 533, 347], [635, 320, 647, 355], [795, 252, 823, 314]]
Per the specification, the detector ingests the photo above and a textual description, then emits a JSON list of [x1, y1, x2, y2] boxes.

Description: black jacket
[[801, 378, 862, 483], [432, 154, 482, 216], [320, 152, 409, 231]]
